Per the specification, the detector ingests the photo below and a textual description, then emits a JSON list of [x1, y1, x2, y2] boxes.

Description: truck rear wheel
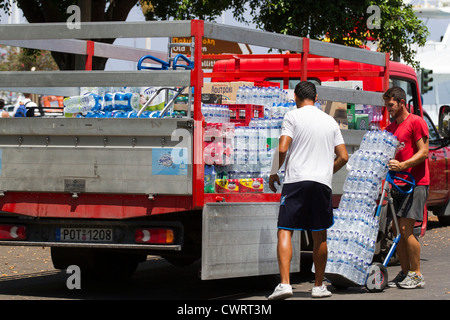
[[438, 215, 450, 226], [51, 247, 143, 281]]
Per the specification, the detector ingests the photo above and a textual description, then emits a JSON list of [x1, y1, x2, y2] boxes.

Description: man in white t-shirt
[[268, 81, 348, 299]]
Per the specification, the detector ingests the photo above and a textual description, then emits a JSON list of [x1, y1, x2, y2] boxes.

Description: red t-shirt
[[385, 113, 430, 186]]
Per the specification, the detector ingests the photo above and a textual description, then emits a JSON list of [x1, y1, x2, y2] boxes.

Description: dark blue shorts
[[278, 180, 333, 231]]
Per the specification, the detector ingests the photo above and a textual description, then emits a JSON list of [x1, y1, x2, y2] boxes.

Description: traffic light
[[421, 68, 433, 94]]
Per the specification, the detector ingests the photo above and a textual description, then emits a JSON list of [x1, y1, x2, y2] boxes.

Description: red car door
[[424, 112, 449, 206]]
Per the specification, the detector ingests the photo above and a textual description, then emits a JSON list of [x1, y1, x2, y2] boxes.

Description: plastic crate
[[228, 104, 264, 126]]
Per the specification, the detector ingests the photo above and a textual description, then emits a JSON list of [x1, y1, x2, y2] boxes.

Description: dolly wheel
[[365, 262, 388, 292]]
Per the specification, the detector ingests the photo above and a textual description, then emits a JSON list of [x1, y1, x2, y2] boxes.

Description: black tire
[[51, 247, 142, 281], [365, 262, 388, 292], [332, 283, 349, 290], [438, 215, 450, 226], [432, 200, 450, 226]]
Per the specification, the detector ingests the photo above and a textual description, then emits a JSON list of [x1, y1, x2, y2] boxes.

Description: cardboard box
[[322, 101, 348, 129], [201, 93, 222, 104], [202, 82, 253, 103], [174, 93, 222, 112]]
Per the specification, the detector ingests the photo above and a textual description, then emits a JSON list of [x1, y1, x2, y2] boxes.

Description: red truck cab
[[212, 56, 450, 230]]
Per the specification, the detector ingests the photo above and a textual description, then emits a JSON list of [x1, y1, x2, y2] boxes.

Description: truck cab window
[[390, 78, 419, 116], [423, 112, 440, 143], [265, 79, 320, 89]]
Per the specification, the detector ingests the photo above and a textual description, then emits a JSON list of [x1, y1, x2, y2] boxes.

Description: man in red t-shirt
[[383, 87, 429, 289]]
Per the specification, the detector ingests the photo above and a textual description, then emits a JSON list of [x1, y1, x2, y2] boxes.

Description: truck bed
[[0, 118, 193, 196]]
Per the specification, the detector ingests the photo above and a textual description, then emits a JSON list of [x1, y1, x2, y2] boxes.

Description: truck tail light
[[135, 228, 174, 244], [0, 225, 26, 240]]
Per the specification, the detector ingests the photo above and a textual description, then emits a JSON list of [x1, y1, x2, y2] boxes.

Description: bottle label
[[239, 178, 263, 193], [215, 179, 239, 193]]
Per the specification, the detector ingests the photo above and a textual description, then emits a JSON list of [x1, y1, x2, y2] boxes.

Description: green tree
[[140, 0, 247, 21], [1, 0, 429, 70], [0, 46, 59, 71], [240, 0, 429, 68], [0, 0, 138, 70], [0, 0, 248, 70]]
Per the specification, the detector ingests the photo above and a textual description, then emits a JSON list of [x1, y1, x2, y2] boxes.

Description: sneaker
[[311, 284, 332, 298], [388, 271, 407, 288], [268, 283, 293, 300], [398, 271, 425, 289]]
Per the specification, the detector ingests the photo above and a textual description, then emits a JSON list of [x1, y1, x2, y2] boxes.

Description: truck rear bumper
[[0, 214, 183, 251], [0, 240, 181, 251]]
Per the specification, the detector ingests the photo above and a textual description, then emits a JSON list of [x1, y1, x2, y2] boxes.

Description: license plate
[[56, 228, 113, 242]]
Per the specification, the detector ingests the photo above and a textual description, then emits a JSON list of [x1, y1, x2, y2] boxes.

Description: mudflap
[[201, 202, 301, 280]]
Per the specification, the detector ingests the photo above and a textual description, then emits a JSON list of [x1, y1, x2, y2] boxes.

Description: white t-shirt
[[280, 105, 345, 189]]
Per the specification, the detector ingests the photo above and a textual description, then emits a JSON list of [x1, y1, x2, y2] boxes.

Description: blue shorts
[[278, 180, 333, 231]]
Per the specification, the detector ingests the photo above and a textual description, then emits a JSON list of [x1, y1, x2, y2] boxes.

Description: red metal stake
[[85, 40, 95, 71]]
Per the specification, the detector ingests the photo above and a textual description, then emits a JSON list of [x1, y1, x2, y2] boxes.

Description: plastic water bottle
[[239, 86, 247, 104], [248, 151, 258, 171], [360, 134, 369, 150], [330, 229, 341, 250], [367, 240, 376, 262], [235, 126, 247, 151], [248, 120, 259, 151], [204, 165, 216, 193], [354, 193, 363, 211], [244, 86, 251, 104], [343, 252, 353, 278], [258, 119, 268, 151], [236, 87, 242, 104], [341, 231, 350, 252], [352, 171, 362, 191], [102, 93, 114, 112], [333, 209, 341, 230], [113, 92, 130, 112], [333, 229, 341, 251], [347, 149, 363, 170], [335, 251, 344, 274], [371, 173, 382, 198], [348, 209, 358, 228], [64, 94, 98, 115], [348, 192, 357, 211], [379, 130, 388, 152], [266, 87, 273, 109], [251, 87, 258, 105], [261, 170, 271, 193], [272, 88, 280, 104], [339, 192, 349, 210], [257, 88, 264, 106], [347, 230, 356, 253], [326, 250, 336, 273]]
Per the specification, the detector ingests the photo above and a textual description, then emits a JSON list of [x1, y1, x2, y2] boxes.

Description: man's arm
[[334, 143, 349, 174], [269, 135, 292, 192], [388, 136, 429, 172]]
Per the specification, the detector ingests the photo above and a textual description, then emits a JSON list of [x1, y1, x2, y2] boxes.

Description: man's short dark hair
[[383, 87, 406, 104], [294, 81, 317, 102]]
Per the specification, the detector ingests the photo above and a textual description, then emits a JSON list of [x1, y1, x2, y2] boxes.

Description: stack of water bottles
[[201, 104, 231, 123], [201, 109, 287, 193], [202, 85, 295, 194], [64, 92, 144, 118], [235, 85, 291, 118], [323, 130, 399, 285], [232, 119, 273, 193]]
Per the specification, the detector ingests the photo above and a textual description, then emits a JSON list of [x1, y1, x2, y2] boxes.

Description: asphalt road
[[0, 215, 448, 302]]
